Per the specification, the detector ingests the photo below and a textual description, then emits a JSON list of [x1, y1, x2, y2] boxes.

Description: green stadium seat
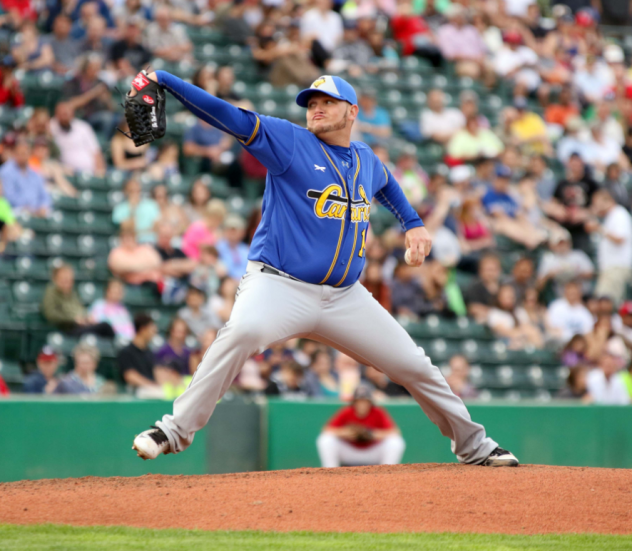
[[78, 211, 116, 235], [75, 172, 110, 191], [0, 359, 24, 388], [78, 282, 105, 304]]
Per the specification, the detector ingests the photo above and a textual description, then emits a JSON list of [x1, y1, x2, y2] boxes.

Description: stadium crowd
[[0, 0, 631, 405]]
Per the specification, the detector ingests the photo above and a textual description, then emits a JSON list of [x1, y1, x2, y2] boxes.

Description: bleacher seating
[[0, 24, 572, 397]]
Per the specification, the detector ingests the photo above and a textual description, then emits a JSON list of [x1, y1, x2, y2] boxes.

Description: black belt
[[260, 265, 301, 282]]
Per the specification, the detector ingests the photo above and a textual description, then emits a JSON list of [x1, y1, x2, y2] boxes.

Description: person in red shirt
[[317, 385, 405, 468]]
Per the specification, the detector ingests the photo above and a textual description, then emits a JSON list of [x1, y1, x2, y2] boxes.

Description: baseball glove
[[119, 70, 166, 147], [351, 424, 374, 444]]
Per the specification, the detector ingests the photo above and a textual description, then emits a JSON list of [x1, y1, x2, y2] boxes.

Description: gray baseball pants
[[156, 261, 498, 464]]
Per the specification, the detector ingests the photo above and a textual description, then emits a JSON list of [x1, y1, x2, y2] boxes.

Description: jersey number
[[358, 229, 366, 257]]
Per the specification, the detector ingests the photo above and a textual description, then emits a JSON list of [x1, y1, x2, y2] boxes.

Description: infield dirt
[[1, 464, 630, 534]]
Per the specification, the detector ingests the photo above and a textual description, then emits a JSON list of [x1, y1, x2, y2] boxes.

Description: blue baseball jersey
[[156, 71, 423, 287]]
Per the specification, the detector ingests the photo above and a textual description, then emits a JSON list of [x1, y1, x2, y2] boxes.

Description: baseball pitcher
[[127, 70, 518, 467]]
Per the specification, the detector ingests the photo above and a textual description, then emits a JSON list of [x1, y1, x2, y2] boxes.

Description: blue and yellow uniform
[[156, 72, 423, 287]]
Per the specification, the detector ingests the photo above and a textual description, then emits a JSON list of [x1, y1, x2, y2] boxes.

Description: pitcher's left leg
[[314, 283, 497, 464]]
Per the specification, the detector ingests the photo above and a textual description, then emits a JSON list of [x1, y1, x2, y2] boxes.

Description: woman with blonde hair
[[181, 199, 227, 260]]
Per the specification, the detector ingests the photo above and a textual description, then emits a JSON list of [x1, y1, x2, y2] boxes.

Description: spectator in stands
[[216, 214, 249, 279], [510, 97, 551, 157], [584, 315, 618, 364], [117, 312, 161, 392], [113, 0, 152, 30], [445, 354, 478, 399], [560, 334, 589, 370], [215, 66, 242, 104], [364, 365, 409, 399], [178, 285, 221, 339], [50, 101, 106, 175], [558, 365, 589, 400], [41, 264, 115, 337], [529, 154, 557, 203], [536, 230, 594, 297], [487, 283, 543, 349], [209, 276, 239, 327], [550, 154, 598, 253], [436, 4, 485, 79], [181, 198, 226, 260], [583, 124, 622, 175], [300, 0, 343, 57], [361, 260, 391, 312], [585, 337, 631, 405], [587, 189, 632, 304], [112, 178, 160, 244], [11, 22, 54, 74], [183, 118, 242, 188], [317, 385, 405, 467], [556, 117, 589, 164], [155, 317, 193, 376], [392, 149, 427, 207], [270, 360, 308, 398], [390, 0, 441, 67], [0, 181, 21, 253], [88, 279, 134, 340], [544, 86, 579, 130], [331, 19, 373, 76], [70, 1, 112, 41], [573, 54, 610, 105], [107, 226, 163, 286], [390, 259, 428, 320], [110, 118, 151, 172], [62, 53, 115, 137], [189, 244, 227, 298], [47, 14, 80, 75], [148, 141, 181, 182], [547, 280, 594, 343], [456, 197, 494, 265], [482, 164, 545, 250], [0, 139, 52, 217], [55, 342, 109, 394], [0, 58, 25, 107], [491, 28, 540, 93], [219, 0, 255, 46], [614, 301, 632, 343], [152, 185, 188, 237], [154, 221, 196, 303], [252, 20, 319, 88], [464, 252, 502, 323], [109, 19, 151, 78], [602, 163, 630, 210], [504, 256, 535, 303], [30, 137, 77, 197], [82, 16, 112, 56], [420, 88, 464, 144], [23, 346, 60, 394], [447, 115, 504, 162], [304, 349, 339, 397], [143, 6, 193, 63], [183, 179, 212, 225]]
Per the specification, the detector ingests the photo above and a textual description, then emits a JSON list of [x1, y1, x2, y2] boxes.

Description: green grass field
[[2, 525, 631, 551]]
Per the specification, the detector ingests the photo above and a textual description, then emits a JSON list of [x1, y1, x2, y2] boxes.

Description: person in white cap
[[585, 337, 631, 405]]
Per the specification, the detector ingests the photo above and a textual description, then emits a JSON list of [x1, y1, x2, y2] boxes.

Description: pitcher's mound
[[1, 464, 631, 534]]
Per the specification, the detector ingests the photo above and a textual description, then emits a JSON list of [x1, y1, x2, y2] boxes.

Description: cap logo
[[312, 77, 327, 88]]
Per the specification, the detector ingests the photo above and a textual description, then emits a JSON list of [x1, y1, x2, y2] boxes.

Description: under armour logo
[[314, 164, 326, 172], [341, 161, 350, 168]]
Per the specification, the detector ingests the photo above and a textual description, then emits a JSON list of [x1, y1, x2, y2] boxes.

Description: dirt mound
[[1, 464, 631, 534]]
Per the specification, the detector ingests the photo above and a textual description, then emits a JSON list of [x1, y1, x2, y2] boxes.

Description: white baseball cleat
[[481, 447, 519, 467], [132, 426, 170, 460]]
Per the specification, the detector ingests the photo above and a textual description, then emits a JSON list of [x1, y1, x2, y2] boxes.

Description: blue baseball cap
[[296, 75, 358, 108], [495, 164, 512, 179]]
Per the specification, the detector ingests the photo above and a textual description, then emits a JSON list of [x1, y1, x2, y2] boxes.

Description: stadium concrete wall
[[1, 398, 630, 482]]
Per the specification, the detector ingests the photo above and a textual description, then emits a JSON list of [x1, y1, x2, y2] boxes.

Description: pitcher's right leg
[[155, 268, 321, 454]]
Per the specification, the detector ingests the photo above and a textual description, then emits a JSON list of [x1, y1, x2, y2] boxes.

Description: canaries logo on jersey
[[307, 184, 371, 222]]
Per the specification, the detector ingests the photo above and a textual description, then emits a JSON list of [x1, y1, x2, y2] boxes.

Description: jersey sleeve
[[374, 160, 424, 232], [156, 71, 294, 175]]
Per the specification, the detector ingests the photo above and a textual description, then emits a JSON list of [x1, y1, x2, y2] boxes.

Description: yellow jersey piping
[[239, 115, 260, 146], [334, 150, 361, 287], [318, 144, 350, 284]]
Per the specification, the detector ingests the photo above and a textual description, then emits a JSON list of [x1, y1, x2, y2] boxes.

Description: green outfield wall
[[1, 398, 630, 482], [266, 400, 632, 470]]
